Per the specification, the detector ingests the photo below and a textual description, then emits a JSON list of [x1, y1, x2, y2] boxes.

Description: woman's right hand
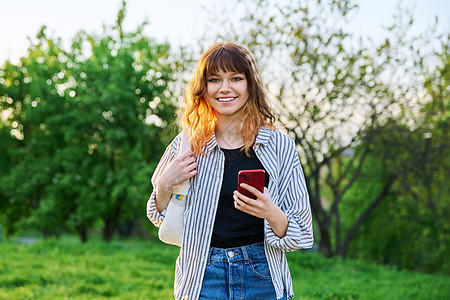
[[155, 150, 197, 212], [159, 150, 197, 192]]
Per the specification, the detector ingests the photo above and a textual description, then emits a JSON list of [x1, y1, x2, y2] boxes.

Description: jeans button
[[228, 251, 234, 258]]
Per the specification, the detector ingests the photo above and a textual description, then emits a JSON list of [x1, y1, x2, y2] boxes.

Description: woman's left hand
[[233, 184, 276, 220], [234, 183, 289, 238]]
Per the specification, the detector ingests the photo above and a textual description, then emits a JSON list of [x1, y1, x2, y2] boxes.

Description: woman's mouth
[[216, 97, 237, 102]]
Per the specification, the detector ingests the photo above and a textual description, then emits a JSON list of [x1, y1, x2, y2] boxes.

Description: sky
[[0, 0, 449, 65]]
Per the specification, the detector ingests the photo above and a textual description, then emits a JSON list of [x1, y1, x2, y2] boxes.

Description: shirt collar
[[204, 132, 219, 154], [203, 127, 272, 154], [254, 127, 272, 146]]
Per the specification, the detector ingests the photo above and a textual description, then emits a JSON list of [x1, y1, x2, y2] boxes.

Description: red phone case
[[237, 169, 265, 199]]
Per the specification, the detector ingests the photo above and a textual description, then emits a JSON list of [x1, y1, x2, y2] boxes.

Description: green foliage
[[0, 2, 180, 241], [0, 238, 448, 299]]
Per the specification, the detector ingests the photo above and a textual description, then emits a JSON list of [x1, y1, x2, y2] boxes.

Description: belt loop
[[206, 247, 212, 265], [242, 245, 250, 265]]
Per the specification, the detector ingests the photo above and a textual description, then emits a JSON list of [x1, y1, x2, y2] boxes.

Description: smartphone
[[237, 169, 265, 199]]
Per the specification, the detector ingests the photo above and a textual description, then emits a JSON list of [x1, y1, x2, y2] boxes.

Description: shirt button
[[228, 251, 234, 258]]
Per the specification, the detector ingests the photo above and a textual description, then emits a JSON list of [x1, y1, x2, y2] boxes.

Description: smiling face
[[180, 42, 275, 156], [206, 69, 249, 120]]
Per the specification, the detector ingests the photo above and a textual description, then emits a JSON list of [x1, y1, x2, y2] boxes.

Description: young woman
[[147, 42, 313, 300]]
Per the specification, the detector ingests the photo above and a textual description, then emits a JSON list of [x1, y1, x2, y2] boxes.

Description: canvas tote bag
[[158, 130, 191, 247]]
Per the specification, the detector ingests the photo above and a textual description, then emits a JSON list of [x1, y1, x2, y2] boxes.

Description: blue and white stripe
[[147, 127, 314, 300]]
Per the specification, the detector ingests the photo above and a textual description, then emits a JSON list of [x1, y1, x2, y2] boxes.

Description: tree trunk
[[77, 226, 88, 243], [318, 222, 332, 257], [102, 219, 116, 242], [102, 199, 123, 242], [334, 206, 341, 253]]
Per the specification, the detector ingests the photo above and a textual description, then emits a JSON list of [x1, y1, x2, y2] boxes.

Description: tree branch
[[337, 174, 396, 257]]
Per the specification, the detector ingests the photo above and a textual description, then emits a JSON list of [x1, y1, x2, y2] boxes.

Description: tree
[[0, 27, 68, 238], [0, 1, 181, 241]]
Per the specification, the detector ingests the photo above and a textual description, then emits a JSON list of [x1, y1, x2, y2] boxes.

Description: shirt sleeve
[[146, 135, 180, 228], [265, 157, 314, 252]]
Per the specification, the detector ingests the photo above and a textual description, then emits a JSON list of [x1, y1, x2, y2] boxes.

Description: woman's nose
[[219, 80, 231, 93]]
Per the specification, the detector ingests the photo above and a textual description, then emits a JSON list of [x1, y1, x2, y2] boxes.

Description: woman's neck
[[214, 117, 244, 149]]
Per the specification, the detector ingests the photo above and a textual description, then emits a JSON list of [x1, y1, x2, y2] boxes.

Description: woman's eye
[[208, 78, 220, 83], [232, 77, 244, 81]]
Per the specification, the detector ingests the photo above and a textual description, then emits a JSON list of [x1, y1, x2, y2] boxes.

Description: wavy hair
[[179, 42, 275, 156]]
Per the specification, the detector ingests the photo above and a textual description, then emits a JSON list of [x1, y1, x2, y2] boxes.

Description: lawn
[[0, 237, 448, 299]]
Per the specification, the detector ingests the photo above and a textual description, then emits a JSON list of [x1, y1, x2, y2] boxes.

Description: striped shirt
[[147, 127, 314, 300]]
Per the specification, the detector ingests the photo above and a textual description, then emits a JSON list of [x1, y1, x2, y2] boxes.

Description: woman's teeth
[[217, 97, 235, 102]]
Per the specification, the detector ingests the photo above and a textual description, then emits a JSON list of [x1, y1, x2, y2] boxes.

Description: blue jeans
[[199, 242, 286, 300]]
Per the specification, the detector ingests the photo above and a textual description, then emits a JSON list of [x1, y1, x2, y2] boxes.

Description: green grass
[[0, 237, 448, 299]]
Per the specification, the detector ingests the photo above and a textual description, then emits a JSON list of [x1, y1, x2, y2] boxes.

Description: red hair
[[179, 42, 275, 156]]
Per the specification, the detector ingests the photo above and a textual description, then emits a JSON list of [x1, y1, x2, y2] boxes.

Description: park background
[[0, 0, 449, 299]]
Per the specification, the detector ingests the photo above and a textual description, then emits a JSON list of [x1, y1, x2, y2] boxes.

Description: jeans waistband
[[206, 242, 266, 265]]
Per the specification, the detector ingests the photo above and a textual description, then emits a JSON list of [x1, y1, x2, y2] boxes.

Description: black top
[[210, 147, 270, 248]]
